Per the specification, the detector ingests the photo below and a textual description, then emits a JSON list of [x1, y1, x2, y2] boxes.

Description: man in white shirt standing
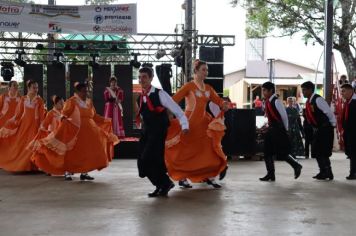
[[259, 82, 302, 182], [136, 67, 189, 197], [301, 81, 336, 180]]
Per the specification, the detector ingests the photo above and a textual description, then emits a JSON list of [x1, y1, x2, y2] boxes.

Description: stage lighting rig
[[155, 48, 166, 60], [130, 53, 141, 68], [89, 53, 100, 68], [141, 63, 153, 68], [14, 50, 27, 67], [1, 62, 14, 81], [53, 51, 65, 68]]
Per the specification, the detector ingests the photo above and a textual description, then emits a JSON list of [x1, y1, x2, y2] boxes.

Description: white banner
[[0, 1, 137, 34]]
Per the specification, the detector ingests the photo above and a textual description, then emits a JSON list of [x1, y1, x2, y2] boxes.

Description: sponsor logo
[[103, 6, 130, 13], [104, 15, 132, 20], [0, 5, 24, 15], [95, 6, 102, 12], [93, 25, 101, 32], [30, 4, 80, 18], [93, 25, 134, 34], [0, 21, 20, 29], [94, 15, 104, 24], [49, 22, 62, 33]]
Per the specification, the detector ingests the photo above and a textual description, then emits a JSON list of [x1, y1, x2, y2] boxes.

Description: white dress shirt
[[145, 86, 189, 130], [310, 94, 336, 127], [269, 94, 289, 130]]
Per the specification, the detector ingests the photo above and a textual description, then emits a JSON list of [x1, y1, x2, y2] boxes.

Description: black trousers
[[344, 131, 356, 174], [304, 126, 314, 158], [312, 126, 334, 171], [263, 126, 300, 172], [138, 128, 172, 188]]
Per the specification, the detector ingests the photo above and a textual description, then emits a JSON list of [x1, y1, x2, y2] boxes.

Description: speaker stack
[[199, 46, 224, 96]]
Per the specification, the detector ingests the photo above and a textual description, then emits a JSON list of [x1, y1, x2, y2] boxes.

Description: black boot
[[313, 157, 323, 179], [148, 187, 161, 197], [347, 156, 356, 180], [260, 155, 275, 181], [285, 155, 303, 179], [316, 167, 334, 180], [159, 182, 175, 197], [259, 172, 275, 181]]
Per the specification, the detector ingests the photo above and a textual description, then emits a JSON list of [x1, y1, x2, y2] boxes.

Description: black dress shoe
[[259, 173, 275, 182], [148, 188, 161, 197], [312, 172, 321, 179], [205, 179, 222, 188], [80, 174, 95, 181], [219, 166, 229, 180], [315, 172, 334, 181], [179, 180, 193, 189], [159, 183, 175, 197], [64, 175, 72, 181], [294, 165, 302, 179], [346, 174, 356, 180]]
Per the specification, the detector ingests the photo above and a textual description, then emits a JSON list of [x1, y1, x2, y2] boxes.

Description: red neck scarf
[[305, 98, 317, 126], [265, 97, 281, 123], [136, 87, 165, 126], [343, 98, 351, 122]]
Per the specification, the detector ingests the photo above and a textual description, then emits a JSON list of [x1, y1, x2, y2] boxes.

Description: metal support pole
[[324, 0, 333, 104], [47, 0, 56, 62], [267, 58, 275, 83], [184, 0, 193, 82]]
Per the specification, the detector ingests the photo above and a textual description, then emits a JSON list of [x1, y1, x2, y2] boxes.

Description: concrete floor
[[1, 153, 356, 236]]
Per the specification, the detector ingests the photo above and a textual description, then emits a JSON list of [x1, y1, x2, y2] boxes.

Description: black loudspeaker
[[92, 65, 111, 116], [199, 46, 224, 62], [204, 79, 223, 95], [69, 65, 88, 96], [207, 63, 224, 78], [222, 109, 256, 156], [24, 64, 44, 98], [114, 65, 134, 137], [156, 64, 173, 95], [47, 64, 66, 109]]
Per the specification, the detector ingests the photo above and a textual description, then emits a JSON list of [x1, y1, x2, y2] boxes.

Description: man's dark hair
[[139, 67, 154, 78], [301, 81, 315, 92], [341, 83, 353, 90], [262, 82, 275, 93]]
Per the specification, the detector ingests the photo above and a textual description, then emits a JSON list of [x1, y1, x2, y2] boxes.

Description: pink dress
[[104, 87, 125, 138]]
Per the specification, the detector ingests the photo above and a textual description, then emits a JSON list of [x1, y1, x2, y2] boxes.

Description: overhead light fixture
[[89, 52, 100, 68], [1, 62, 14, 81], [53, 51, 65, 68], [155, 48, 166, 60], [170, 48, 181, 58], [141, 63, 153, 68], [35, 44, 44, 50], [14, 50, 27, 67], [130, 53, 141, 68]]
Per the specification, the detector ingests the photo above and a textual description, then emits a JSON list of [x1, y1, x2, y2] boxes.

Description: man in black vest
[[259, 82, 302, 181], [137, 67, 189, 197], [340, 83, 356, 180], [301, 81, 336, 180]]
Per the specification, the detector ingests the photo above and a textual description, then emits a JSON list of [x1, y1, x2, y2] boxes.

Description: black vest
[[138, 88, 169, 131], [266, 96, 283, 128], [310, 94, 330, 127]]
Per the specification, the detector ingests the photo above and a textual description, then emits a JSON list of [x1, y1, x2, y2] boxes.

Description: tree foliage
[[232, 0, 356, 78]]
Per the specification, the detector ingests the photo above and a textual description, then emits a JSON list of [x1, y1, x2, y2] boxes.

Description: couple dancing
[[137, 59, 229, 197]]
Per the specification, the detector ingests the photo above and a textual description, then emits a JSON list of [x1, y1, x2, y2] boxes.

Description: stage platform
[[0, 153, 356, 236]]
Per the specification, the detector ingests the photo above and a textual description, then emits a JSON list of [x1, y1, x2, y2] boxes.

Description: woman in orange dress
[[0, 81, 21, 128], [165, 59, 229, 188], [29, 95, 64, 175], [0, 80, 46, 172], [33, 82, 119, 181]]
